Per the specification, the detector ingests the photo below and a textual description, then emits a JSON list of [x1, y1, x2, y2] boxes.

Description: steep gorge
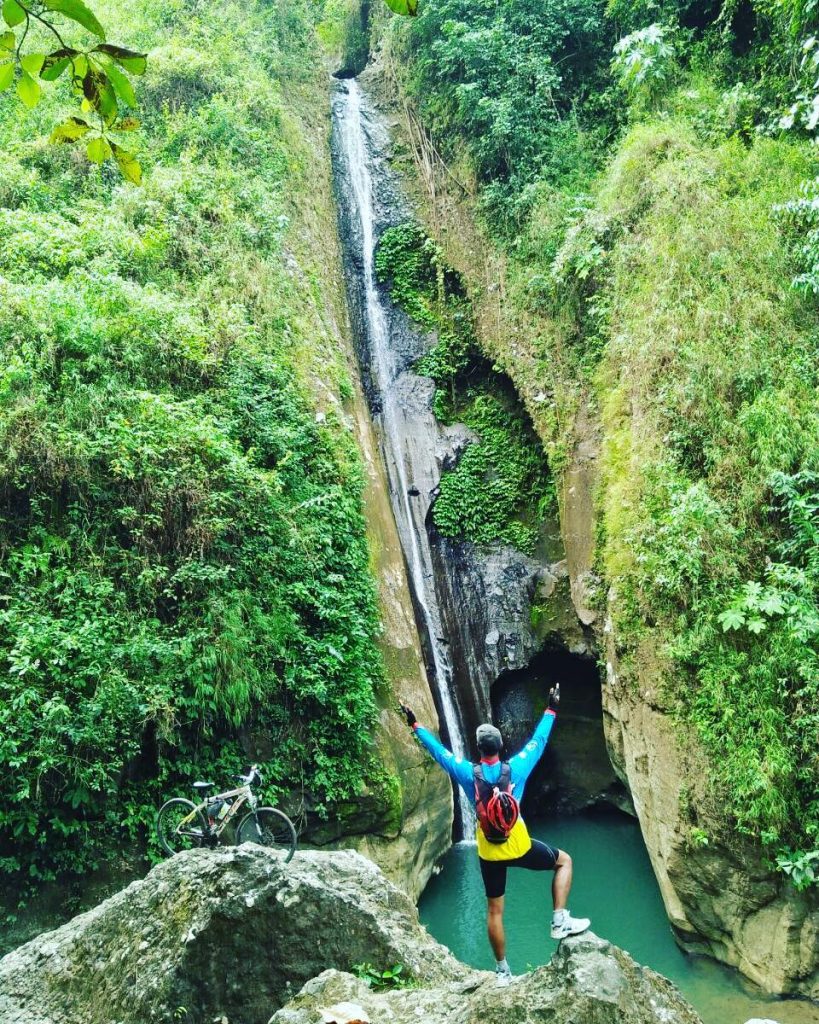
[[345, 18, 819, 999]]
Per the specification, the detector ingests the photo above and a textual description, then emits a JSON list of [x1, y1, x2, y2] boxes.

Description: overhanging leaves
[[43, 0, 105, 39], [110, 141, 141, 184], [82, 66, 117, 125], [1, 0, 24, 28], [93, 43, 147, 75], [49, 114, 91, 142]]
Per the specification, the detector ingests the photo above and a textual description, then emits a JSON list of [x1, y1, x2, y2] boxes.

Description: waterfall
[[331, 79, 474, 837]]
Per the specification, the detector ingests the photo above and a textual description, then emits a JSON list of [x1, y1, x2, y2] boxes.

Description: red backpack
[[473, 762, 520, 843]]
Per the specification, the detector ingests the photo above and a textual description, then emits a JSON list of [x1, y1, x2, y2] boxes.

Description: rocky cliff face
[[331, 75, 578, 773], [0, 845, 703, 1024], [604, 644, 819, 1000], [363, 58, 819, 996]]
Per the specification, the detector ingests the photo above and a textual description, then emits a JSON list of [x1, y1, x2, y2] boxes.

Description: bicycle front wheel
[[236, 807, 296, 862], [156, 798, 208, 857]]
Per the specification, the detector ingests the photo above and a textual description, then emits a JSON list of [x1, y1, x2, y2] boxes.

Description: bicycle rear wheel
[[156, 798, 208, 856], [236, 807, 296, 862]]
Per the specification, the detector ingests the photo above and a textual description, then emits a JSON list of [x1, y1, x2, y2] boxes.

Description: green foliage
[[431, 390, 554, 553], [376, 221, 554, 552], [777, 848, 819, 889], [0, 0, 146, 180], [353, 962, 412, 990], [0, 0, 385, 885], [395, 0, 611, 211], [612, 24, 677, 108], [776, 175, 819, 293], [591, 124, 819, 872]]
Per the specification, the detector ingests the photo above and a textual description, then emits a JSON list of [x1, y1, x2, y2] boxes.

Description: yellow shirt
[[476, 816, 532, 861]]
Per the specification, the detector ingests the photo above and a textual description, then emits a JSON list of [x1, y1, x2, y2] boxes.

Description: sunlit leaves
[[1, 0, 24, 28], [43, 0, 105, 39], [41, 48, 78, 80], [16, 71, 40, 108], [3, 0, 146, 183], [86, 135, 111, 162], [20, 52, 44, 76], [110, 140, 141, 183], [93, 43, 147, 75], [49, 114, 91, 142], [103, 59, 136, 107]]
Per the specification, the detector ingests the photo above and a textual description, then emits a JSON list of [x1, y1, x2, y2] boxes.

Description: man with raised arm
[[399, 684, 590, 987]]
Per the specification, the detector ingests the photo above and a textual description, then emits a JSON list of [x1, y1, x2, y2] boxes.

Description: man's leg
[[507, 841, 590, 940], [552, 849, 573, 911], [480, 859, 512, 984], [549, 847, 590, 939], [487, 895, 506, 960]]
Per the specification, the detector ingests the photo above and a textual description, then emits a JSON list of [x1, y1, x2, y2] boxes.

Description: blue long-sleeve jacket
[[413, 710, 556, 807]]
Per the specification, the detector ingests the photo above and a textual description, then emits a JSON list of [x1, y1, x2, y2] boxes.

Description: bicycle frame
[[178, 782, 258, 842]]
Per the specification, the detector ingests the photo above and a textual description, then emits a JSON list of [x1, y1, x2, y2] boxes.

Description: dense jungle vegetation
[[0, 0, 388, 895], [375, 221, 556, 553], [383, 0, 819, 882]]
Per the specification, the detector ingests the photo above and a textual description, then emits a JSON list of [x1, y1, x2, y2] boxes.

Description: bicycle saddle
[[192, 781, 215, 791]]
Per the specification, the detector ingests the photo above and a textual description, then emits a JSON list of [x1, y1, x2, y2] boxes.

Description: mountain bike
[[156, 764, 296, 862]]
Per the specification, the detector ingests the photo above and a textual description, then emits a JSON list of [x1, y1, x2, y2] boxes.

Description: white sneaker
[[495, 969, 513, 987], [550, 911, 591, 940]]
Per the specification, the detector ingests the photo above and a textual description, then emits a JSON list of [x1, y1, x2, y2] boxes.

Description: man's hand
[[398, 701, 417, 728], [548, 683, 561, 711]]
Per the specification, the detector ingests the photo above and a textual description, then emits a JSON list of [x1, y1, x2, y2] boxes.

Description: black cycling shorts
[[479, 839, 560, 899]]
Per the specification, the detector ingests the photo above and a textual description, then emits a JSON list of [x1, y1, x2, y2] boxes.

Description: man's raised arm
[[399, 701, 474, 791]]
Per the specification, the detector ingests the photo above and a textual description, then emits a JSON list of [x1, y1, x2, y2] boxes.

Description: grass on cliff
[[0, 0, 386, 888], [588, 122, 819, 867], [500, 116, 819, 870]]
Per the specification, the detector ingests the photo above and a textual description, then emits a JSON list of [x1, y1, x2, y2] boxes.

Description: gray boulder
[[0, 846, 461, 1024], [271, 932, 704, 1024], [0, 844, 702, 1024]]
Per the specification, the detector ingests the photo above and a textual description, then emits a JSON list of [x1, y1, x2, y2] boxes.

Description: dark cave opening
[[490, 642, 632, 818]]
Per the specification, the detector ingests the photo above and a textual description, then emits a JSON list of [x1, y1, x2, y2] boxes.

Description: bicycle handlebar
[[235, 765, 262, 786]]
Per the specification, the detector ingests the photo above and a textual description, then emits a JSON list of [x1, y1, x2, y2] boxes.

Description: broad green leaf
[[0, 59, 12, 91], [43, 0, 105, 39], [103, 59, 136, 107], [717, 607, 745, 631], [82, 66, 117, 125], [73, 53, 88, 79], [42, 47, 78, 80], [16, 71, 41, 108], [746, 617, 767, 634], [50, 115, 91, 142], [382, 0, 418, 13], [759, 589, 786, 616], [742, 580, 763, 610], [110, 140, 141, 184], [94, 43, 147, 75], [1, 0, 25, 28], [20, 53, 45, 76], [86, 135, 112, 163], [41, 57, 71, 81], [0, 29, 14, 50]]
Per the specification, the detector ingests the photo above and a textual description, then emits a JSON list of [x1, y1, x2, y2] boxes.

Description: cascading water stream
[[331, 79, 474, 836]]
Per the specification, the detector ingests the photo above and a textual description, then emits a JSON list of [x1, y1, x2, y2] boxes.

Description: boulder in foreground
[[0, 845, 702, 1024]]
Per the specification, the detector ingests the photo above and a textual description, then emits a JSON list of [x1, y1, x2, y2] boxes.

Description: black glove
[[399, 701, 417, 728], [548, 683, 560, 711]]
